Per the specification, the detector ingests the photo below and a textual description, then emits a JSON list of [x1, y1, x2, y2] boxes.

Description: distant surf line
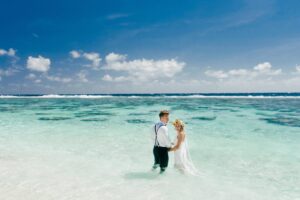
[[1, 93, 300, 99]]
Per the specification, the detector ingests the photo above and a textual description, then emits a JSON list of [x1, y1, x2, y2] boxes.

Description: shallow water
[[0, 96, 299, 200]]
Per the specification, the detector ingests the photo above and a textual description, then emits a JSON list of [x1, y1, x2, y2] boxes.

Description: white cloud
[[0, 68, 16, 76], [205, 70, 228, 79], [0, 49, 6, 55], [0, 48, 16, 57], [77, 70, 88, 82], [254, 62, 272, 72], [103, 53, 185, 81], [205, 62, 282, 80], [296, 65, 300, 73], [102, 74, 113, 81], [83, 52, 101, 69], [46, 75, 72, 83], [70, 50, 81, 58], [253, 62, 282, 75], [113, 76, 130, 82], [0, 48, 18, 80], [228, 69, 249, 76], [102, 74, 129, 82], [0, 68, 17, 80], [25, 73, 42, 83], [7, 49, 16, 56], [105, 52, 126, 63], [70, 50, 101, 69], [27, 55, 51, 72], [26, 73, 36, 80]]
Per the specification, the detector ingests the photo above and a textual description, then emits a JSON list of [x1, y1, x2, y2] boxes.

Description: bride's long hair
[[172, 119, 185, 132]]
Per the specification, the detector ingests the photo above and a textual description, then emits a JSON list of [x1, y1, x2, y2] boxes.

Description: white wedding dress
[[174, 135, 200, 176]]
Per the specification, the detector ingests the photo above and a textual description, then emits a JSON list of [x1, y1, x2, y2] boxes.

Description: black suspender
[[154, 124, 165, 147], [154, 125, 159, 146]]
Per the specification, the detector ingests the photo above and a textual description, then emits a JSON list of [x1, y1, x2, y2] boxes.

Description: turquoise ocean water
[[0, 94, 299, 200]]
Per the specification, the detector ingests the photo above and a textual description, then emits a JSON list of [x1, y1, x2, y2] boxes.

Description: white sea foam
[[0, 94, 300, 99], [0, 94, 114, 98], [127, 95, 141, 98], [171, 95, 300, 99], [0, 95, 18, 98], [40, 94, 114, 98]]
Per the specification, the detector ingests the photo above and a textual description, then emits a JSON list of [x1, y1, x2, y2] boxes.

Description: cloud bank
[[70, 50, 101, 70], [2, 47, 300, 93], [205, 62, 282, 79], [0, 48, 16, 57], [102, 52, 185, 82], [26, 56, 51, 72]]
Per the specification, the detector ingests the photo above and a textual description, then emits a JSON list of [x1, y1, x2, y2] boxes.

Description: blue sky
[[1, 0, 300, 94]]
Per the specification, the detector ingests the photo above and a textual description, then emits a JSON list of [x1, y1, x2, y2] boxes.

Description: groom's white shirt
[[151, 122, 172, 148]]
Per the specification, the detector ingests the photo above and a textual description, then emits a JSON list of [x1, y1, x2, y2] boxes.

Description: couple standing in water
[[151, 110, 199, 175]]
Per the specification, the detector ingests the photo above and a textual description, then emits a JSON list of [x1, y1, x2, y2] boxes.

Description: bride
[[169, 119, 199, 175]]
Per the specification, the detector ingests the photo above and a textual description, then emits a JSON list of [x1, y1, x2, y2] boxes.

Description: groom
[[152, 110, 172, 173]]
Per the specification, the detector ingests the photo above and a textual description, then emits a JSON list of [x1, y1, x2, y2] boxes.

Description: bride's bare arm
[[169, 133, 184, 151]]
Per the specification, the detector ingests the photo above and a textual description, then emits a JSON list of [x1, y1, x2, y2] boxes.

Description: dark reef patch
[[35, 112, 51, 115], [74, 111, 115, 118], [261, 117, 300, 128], [38, 117, 72, 121], [126, 119, 151, 124], [128, 113, 149, 116], [0, 107, 17, 112], [58, 106, 79, 111], [212, 108, 238, 112], [192, 116, 217, 121], [38, 106, 58, 111], [99, 106, 118, 109], [123, 107, 136, 110], [80, 118, 108, 122], [256, 112, 274, 117], [149, 110, 159, 113], [171, 105, 197, 111]]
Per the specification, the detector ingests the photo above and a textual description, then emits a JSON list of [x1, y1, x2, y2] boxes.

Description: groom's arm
[[160, 126, 172, 148], [166, 131, 172, 151]]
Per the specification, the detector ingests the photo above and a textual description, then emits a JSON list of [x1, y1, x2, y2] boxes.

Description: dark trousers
[[153, 146, 169, 169]]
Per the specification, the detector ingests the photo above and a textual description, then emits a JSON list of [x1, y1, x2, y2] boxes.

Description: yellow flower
[[172, 119, 185, 127]]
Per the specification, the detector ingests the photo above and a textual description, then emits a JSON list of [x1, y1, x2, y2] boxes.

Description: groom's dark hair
[[159, 110, 169, 118]]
